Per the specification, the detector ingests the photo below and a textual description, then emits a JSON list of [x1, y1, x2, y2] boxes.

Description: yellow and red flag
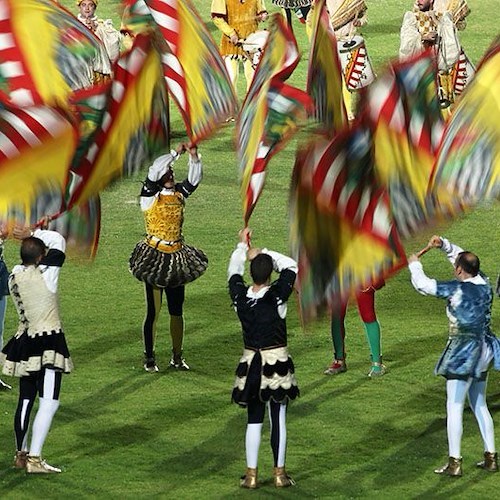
[[66, 34, 168, 209], [0, 0, 100, 107], [123, 0, 237, 142], [238, 14, 312, 224], [306, 0, 348, 136], [0, 103, 77, 221], [290, 125, 406, 320], [430, 39, 500, 209], [359, 52, 444, 238]]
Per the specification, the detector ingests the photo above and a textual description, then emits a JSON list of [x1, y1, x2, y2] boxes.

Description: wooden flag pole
[[416, 245, 432, 258]]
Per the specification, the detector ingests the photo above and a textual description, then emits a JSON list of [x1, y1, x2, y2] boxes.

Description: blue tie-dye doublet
[[434, 279, 500, 379]]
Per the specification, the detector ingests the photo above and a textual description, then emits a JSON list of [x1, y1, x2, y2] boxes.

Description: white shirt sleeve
[[187, 154, 203, 187], [399, 11, 422, 60], [409, 260, 437, 296], [33, 229, 66, 294], [228, 242, 249, 279], [439, 237, 464, 267], [262, 249, 298, 274], [140, 151, 179, 211], [146, 151, 178, 182]]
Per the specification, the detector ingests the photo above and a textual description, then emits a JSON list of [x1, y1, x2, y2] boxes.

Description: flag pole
[[416, 245, 432, 258]]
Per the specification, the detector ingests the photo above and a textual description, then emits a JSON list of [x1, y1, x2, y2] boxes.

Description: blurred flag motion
[[0, 0, 99, 106], [238, 14, 311, 224], [0, 103, 77, 219], [306, 0, 348, 136], [430, 40, 500, 209], [0, 0, 240, 255], [360, 52, 444, 238], [290, 127, 406, 320], [123, 0, 237, 142], [65, 34, 168, 210], [2, 0, 245, 255]]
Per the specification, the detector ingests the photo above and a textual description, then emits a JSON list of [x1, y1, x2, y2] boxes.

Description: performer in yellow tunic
[[129, 144, 208, 373], [211, 0, 268, 92]]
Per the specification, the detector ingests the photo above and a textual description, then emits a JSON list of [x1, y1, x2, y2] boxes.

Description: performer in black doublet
[[228, 228, 299, 489]]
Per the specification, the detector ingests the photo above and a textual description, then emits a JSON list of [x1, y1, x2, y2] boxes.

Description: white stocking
[[245, 423, 262, 469], [446, 378, 470, 458], [468, 379, 496, 453], [29, 397, 60, 457]]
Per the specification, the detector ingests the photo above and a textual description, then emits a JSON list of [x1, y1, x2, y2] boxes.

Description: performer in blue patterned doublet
[[408, 235, 500, 477]]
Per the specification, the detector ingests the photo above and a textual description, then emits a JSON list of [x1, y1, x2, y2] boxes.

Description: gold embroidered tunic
[[211, 0, 267, 58], [144, 193, 184, 253]]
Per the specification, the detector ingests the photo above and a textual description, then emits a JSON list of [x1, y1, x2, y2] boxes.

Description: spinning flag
[[123, 0, 237, 141], [66, 34, 169, 209], [21, 186, 102, 260], [238, 14, 312, 224], [0, 103, 77, 220], [0, 0, 100, 107], [360, 52, 444, 238], [290, 126, 406, 319], [307, 0, 348, 136], [430, 40, 500, 209]]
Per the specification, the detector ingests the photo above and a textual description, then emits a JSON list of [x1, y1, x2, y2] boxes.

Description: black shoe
[[169, 356, 189, 371], [143, 357, 159, 373]]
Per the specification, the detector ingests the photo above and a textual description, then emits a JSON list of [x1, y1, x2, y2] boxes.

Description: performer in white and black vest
[[0, 220, 72, 474], [129, 143, 208, 373], [228, 227, 299, 489]]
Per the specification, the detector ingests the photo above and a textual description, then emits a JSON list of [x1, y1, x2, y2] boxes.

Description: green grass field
[[0, 1, 499, 498]]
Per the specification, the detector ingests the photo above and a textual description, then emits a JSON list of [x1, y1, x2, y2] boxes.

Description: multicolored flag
[[0, 0, 100, 107], [0, 102, 77, 221], [290, 126, 406, 319], [238, 14, 312, 224], [476, 35, 500, 72], [360, 52, 444, 238], [66, 34, 169, 209], [123, 0, 237, 142], [430, 42, 500, 209], [20, 186, 102, 260], [306, 0, 348, 136]]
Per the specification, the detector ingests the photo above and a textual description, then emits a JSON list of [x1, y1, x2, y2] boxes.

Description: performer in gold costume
[[211, 0, 268, 91], [129, 144, 208, 373]]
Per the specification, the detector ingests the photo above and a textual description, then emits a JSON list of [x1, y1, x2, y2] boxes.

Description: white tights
[[446, 377, 496, 458]]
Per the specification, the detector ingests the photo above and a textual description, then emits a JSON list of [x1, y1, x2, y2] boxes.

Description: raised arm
[[439, 237, 465, 267], [262, 249, 297, 302], [139, 149, 182, 211], [34, 229, 66, 294], [177, 145, 202, 198]]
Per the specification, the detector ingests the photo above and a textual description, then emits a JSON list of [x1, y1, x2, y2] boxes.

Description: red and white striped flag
[[0, 0, 100, 108], [0, 103, 77, 219], [238, 14, 311, 224], [66, 34, 168, 209], [123, 0, 237, 141]]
